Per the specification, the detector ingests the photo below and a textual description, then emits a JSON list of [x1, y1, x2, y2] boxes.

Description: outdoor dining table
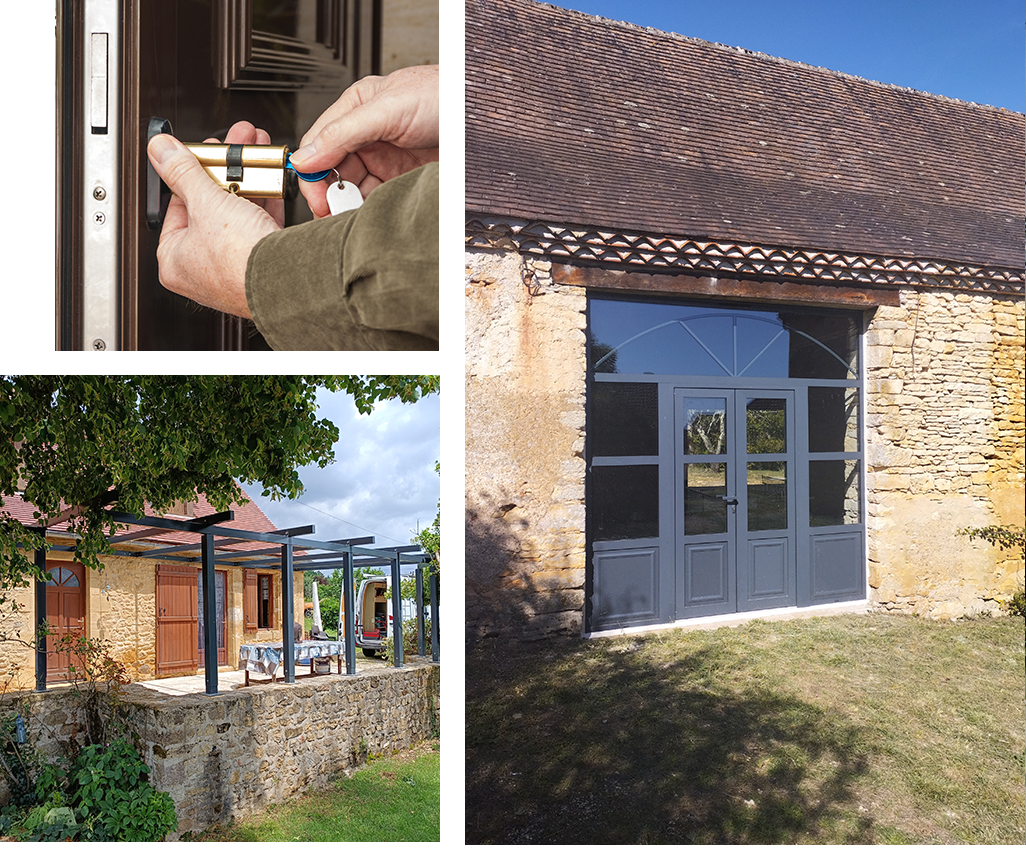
[[238, 639, 345, 685]]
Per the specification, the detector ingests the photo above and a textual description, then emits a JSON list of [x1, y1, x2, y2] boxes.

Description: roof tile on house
[[2, 487, 278, 554], [466, 0, 1025, 269]]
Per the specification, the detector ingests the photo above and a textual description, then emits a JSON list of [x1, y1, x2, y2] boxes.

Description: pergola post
[[342, 549, 356, 674], [429, 567, 439, 663], [34, 546, 48, 691], [201, 531, 218, 696], [415, 566, 425, 657], [389, 552, 403, 668], [281, 541, 295, 684]]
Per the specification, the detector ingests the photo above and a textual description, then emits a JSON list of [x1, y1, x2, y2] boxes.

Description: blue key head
[[285, 151, 331, 182]]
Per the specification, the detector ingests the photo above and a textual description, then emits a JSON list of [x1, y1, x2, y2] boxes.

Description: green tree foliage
[[0, 375, 438, 592], [413, 461, 440, 571]]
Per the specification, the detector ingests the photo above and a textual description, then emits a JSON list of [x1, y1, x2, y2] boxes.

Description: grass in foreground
[[466, 613, 1025, 844], [195, 739, 439, 841]]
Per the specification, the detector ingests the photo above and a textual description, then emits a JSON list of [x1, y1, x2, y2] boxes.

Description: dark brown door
[[58, 0, 379, 350], [46, 563, 86, 682], [155, 563, 198, 676]]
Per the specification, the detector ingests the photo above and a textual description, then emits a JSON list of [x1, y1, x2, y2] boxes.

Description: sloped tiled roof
[[2, 487, 278, 555], [466, 0, 1025, 270]]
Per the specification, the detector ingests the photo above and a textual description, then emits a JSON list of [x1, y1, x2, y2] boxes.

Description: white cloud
[[248, 388, 440, 551]]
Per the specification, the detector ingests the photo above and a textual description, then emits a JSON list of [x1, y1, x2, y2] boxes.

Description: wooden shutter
[[244, 569, 258, 630], [156, 564, 199, 676]]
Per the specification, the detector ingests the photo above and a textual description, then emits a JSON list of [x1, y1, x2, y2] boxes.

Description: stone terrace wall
[[864, 289, 1025, 617], [2, 661, 440, 836], [465, 248, 588, 639]]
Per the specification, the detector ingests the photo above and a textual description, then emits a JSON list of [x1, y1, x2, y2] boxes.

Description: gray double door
[[676, 388, 797, 616]]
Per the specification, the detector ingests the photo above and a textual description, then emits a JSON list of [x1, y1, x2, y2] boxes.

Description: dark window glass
[[747, 461, 788, 531], [591, 382, 658, 456], [589, 298, 859, 380], [683, 462, 727, 535], [781, 312, 859, 379], [258, 574, 273, 629], [810, 460, 861, 527], [592, 465, 659, 541], [809, 387, 859, 453]]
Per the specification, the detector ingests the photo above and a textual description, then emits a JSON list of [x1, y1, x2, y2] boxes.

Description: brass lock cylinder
[[184, 143, 289, 198]]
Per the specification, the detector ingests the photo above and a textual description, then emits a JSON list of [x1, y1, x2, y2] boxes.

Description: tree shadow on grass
[[466, 638, 876, 844]]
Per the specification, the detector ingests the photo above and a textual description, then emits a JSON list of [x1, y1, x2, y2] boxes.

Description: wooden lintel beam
[[552, 264, 901, 308]]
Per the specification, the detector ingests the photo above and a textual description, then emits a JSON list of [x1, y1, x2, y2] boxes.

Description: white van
[[350, 575, 390, 657]]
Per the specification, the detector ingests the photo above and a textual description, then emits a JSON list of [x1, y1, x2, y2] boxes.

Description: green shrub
[[958, 524, 1026, 558], [1004, 589, 1025, 618], [71, 738, 177, 841], [382, 617, 433, 664]]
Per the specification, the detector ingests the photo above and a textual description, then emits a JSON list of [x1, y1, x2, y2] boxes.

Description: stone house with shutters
[[465, 0, 1025, 638], [0, 488, 304, 691]]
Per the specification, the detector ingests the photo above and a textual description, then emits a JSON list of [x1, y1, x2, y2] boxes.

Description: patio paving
[[135, 656, 400, 695]]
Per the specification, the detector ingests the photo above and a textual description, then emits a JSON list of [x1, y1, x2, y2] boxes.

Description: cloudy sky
[[245, 387, 440, 557]]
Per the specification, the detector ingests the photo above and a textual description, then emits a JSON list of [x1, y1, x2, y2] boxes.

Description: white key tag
[[326, 180, 364, 216]]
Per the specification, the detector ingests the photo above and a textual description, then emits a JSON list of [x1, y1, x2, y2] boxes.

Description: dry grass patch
[[466, 613, 1024, 844]]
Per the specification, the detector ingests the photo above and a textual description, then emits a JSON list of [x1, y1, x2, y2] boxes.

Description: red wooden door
[[46, 563, 86, 682], [156, 564, 198, 676]]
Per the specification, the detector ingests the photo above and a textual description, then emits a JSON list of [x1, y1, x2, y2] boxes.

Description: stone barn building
[[465, 0, 1025, 638]]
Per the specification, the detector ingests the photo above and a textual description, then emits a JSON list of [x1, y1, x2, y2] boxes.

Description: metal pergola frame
[[27, 507, 439, 696]]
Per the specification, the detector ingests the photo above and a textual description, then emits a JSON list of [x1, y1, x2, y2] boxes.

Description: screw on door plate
[[93, 186, 106, 200], [93, 211, 106, 225], [91, 338, 107, 351]]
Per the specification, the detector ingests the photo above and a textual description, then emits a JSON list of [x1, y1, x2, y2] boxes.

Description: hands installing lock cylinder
[[146, 64, 439, 350]]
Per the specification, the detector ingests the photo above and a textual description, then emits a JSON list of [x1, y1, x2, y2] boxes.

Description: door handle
[[719, 495, 739, 506]]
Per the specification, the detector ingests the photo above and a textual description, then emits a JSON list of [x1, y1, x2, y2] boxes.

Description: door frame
[[674, 388, 798, 620], [45, 562, 87, 683], [155, 562, 198, 676]]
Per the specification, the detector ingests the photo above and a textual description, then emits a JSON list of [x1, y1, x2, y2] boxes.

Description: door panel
[[676, 389, 796, 617], [46, 563, 86, 682], [156, 564, 198, 676], [736, 392, 796, 612], [675, 390, 736, 617], [60, 0, 378, 350]]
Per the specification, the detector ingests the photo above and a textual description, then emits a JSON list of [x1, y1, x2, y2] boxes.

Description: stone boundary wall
[[465, 249, 588, 639], [864, 289, 1025, 617], [2, 661, 440, 836]]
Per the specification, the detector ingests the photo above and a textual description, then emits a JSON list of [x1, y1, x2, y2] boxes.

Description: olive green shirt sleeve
[[245, 162, 438, 350]]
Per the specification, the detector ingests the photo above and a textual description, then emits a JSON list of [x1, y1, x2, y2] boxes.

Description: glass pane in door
[[747, 461, 788, 531], [746, 397, 786, 454], [684, 462, 728, 535], [684, 399, 727, 455]]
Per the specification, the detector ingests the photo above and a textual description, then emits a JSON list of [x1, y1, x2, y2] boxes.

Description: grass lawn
[[466, 613, 1025, 844], [194, 739, 440, 841]]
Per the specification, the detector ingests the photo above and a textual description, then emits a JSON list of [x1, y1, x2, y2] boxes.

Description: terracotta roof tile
[[466, 0, 1025, 269], [2, 486, 278, 554]]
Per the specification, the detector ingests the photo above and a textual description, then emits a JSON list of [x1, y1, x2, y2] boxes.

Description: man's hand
[[146, 122, 284, 318], [288, 65, 439, 217]]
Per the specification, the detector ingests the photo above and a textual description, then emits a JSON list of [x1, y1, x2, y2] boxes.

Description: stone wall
[[2, 661, 440, 836], [465, 249, 588, 639], [90, 554, 157, 680], [864, 289, 1025, 617]]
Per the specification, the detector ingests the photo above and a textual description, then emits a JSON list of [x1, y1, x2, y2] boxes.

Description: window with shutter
[[243, 569, 257, 630]]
